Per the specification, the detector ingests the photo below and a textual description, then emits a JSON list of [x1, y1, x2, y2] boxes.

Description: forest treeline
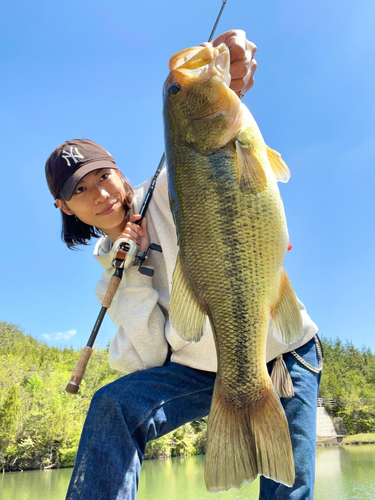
[[1, 321, 375, 472]]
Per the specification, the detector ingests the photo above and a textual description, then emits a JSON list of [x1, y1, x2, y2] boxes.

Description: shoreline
[[3, 440, 375, 473], [317, 433, 375, 447]]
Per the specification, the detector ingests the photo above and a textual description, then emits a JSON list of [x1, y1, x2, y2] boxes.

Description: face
[[56, 169, 129, 239]]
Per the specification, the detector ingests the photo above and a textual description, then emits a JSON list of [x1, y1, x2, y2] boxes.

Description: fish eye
[[168, 83, 181, 96]]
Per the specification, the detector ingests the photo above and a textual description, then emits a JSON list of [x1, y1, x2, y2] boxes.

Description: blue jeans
[[66, 337, 321, 500]]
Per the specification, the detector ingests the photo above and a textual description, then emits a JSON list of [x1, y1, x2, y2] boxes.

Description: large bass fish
[[163, 43, 303, 492]]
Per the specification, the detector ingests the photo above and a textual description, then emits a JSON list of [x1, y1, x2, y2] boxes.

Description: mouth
[[97, 201, 118, 215]]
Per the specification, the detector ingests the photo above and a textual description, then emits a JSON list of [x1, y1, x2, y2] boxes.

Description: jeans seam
[[131, 385, 214, 434], [123, 454, 138, 500]]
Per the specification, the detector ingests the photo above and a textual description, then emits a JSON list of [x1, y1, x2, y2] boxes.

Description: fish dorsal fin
[[266, 146, 291, 183], [170, 254, 207, 342], [235, 140, 267, 194]]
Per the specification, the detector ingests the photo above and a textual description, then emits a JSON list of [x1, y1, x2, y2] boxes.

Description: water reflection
[[314, 445, 375, 500], [1, 445, 374, 499], [0, 468, 73, 500], [137, 455, 260, 499]]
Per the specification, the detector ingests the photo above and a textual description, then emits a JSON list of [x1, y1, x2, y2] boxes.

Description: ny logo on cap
[[62, 147, 85, 166]]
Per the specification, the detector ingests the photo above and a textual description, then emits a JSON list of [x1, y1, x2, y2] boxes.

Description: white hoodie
[[94, 167, 318, 375]]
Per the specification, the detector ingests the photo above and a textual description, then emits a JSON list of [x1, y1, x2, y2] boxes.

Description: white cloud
[[42, 329, 77, 341]]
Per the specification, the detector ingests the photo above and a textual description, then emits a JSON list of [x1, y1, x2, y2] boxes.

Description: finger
[[129, 214, 142, 223], [228, 36, 257, 55], [229, 44, 257, 78], [230, 58, 258, 93], [124, 226, 138, 238], [224, 30, 247, 62], [228, 39, 246, 64], [127, 223, 142, 237], [124, 222, 142, 243], [230, 58, 249, 82], [124, 231, 140, 246]]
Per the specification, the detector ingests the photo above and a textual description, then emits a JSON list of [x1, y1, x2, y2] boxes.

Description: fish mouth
[[167, 43, 231, 89], [165, 44, 231, 122]]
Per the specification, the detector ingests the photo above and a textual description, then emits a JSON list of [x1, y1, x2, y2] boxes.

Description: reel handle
[[111, 238, 140, 268]]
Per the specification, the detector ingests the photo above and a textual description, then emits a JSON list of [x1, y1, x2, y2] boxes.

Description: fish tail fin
[[271, 267, 303, 344], [204, 382, 295, 492]]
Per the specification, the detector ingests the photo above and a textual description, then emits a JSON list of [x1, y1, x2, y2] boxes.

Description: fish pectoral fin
[[235, 140, 267, 194], [270, 268, 303, 344], [170, 254, 207, 343], [266, 146, 291, 183]]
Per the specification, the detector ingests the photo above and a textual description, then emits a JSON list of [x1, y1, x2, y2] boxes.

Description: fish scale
[[163, 43, 303, 491], [171, 146, 282, 400]]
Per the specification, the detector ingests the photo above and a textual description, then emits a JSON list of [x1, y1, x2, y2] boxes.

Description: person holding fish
[[46, 30, 322, 500]]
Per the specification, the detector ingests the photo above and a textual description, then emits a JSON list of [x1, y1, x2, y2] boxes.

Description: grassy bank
[[341, 433, 375, 444], [317, 433, 375, 446]]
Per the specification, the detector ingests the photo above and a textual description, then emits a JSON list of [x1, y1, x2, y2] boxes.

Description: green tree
[[319, 337, 375, 434]]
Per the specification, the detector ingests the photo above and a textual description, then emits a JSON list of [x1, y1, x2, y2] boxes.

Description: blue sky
[[1, 0, 374, 353]]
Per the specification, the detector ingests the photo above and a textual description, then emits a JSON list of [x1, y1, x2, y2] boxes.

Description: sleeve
[[95, 265, 169, 375]]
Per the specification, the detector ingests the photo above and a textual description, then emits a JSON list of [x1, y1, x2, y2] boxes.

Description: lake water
[[2, 445, 375, 499]]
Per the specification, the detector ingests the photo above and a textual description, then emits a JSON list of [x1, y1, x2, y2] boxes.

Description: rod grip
[[65, 346, 93, 394], [101, 276, 122, 308]]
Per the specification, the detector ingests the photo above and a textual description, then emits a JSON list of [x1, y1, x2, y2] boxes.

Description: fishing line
[[219, 0, 239, 31]]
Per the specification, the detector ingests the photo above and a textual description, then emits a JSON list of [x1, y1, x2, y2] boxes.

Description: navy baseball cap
[[45, 138, 117, 201]]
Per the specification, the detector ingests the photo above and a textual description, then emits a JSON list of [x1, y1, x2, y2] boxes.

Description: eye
[[74, 186, 86, 195], [100, 172, 109, 181], [167, 83, 181, 96]]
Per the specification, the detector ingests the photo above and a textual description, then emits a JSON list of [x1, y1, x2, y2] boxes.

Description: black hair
[[58, 172, 134, 249]]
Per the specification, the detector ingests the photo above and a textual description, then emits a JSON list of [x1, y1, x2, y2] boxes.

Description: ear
[[55, 199, 74, 216]]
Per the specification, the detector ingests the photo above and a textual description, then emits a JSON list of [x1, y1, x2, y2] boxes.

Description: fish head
[[163, 44, 242, 152]]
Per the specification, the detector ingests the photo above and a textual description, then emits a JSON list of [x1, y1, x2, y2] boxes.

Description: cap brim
[[59, 161, 117, 201]]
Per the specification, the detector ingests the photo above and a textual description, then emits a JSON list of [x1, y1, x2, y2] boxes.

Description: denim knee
[[87, 378, 133, 428], [88, 373, 160, 436]]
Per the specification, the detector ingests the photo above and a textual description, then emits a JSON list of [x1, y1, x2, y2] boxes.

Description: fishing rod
[[65, 0, 229, 394]]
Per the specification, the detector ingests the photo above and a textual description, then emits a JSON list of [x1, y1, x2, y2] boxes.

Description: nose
[[93, 183, 110, 204]]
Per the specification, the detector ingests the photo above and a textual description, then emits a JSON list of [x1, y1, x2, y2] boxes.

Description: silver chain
[[290, 335, 323, 374]]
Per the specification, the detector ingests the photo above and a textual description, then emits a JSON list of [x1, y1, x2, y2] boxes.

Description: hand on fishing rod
[[120, 214, 150, 253], [202, 29, 258, 98]]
